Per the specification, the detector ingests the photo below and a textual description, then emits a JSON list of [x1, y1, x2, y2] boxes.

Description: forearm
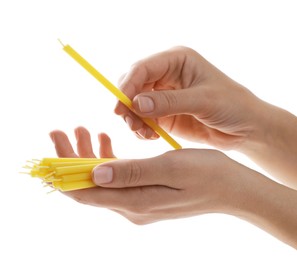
[[239, 100, 297, 189], [227, 165, 297, 249]]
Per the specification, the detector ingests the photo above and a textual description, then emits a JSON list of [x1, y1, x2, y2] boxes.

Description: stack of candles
[[24, 158, 115, 191]]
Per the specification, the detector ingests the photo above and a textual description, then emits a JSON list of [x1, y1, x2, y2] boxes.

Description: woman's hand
[[50, 126, 239, 223], [115, 46, 265, 150], [89, 148, 241, 224], [115, 46, 297, 189], [49, 127, 297, 248]]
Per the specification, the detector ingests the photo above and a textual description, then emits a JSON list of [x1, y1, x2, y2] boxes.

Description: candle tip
[[58, 38, 65, 47]]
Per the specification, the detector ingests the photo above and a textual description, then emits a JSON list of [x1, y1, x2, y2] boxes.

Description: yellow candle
[[49, 159, 113, 168], [54, 164, 98, 176], [41, 157, 113, 165], [60, 41, 182, 150], [59, 172, 91, 183], [53, 179, 96, 191]]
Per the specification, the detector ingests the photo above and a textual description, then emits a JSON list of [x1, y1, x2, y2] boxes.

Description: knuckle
[[161, 91, 178, 112], [117, 73, 127, 85], [125, 161, 142, 186], [169, 46, 197, 58], [129, 61, 146, 78]]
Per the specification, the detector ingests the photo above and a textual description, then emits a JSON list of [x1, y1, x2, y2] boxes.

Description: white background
[[0, 0, 296, 258]]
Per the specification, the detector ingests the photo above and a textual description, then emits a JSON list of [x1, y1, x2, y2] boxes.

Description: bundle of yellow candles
[[24, 158, 115, 191]]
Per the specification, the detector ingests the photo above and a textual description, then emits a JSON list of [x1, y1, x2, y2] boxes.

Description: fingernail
[[137, 96, 154, 113], [93, 166, 113, 184], [137, 128, 147, 139], [145, 127, 158, 140], [125, 116, 134, 129]]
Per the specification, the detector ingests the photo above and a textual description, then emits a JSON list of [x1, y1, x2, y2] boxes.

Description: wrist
[[226, 165, 297, 248], [206, 157, 255, 214], [237, 99, 286, 154], [237, 99, 297, 187], [221, 162, 278, 226]]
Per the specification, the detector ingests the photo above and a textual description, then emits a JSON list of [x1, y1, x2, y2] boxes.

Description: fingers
[[74, 127, 96, 158], [114, 53, 170, 114], [114, 47, 205, 140], [98, 133, 116, 158], [133, 87, 204, 117], [118, 87, 206, 140], [114, 47, 187, 116], [49, 130, 78, 158], [50, 127, 116, 159], [124, 112, 159, 139], [92, 150, 184, 188]]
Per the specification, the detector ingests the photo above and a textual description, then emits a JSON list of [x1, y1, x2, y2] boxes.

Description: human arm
[[49, 128, 297, 249], [239, 103, 297, 189], [114, 46, 297, 189]]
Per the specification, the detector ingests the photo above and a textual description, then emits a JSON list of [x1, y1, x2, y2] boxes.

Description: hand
[[49, 127, 297, 248], [50, 126, 240, 224], [115, 46, 266, 150]]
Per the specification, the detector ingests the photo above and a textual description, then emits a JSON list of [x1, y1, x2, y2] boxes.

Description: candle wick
[[57, 38, 65, 47]]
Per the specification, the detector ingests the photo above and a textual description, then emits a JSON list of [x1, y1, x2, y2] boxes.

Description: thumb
[[133, 87, 204, 117], [92, 153, 177, 188]]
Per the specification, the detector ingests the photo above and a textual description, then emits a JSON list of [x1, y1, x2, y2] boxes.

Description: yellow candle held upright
[[59, 40, 182, 150]]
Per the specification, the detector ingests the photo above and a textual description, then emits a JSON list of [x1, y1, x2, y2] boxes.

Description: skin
[[50, 47, 297, 249]]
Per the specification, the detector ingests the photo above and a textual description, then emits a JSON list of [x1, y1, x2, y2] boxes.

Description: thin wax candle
[[59, 40, 182, 150]]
